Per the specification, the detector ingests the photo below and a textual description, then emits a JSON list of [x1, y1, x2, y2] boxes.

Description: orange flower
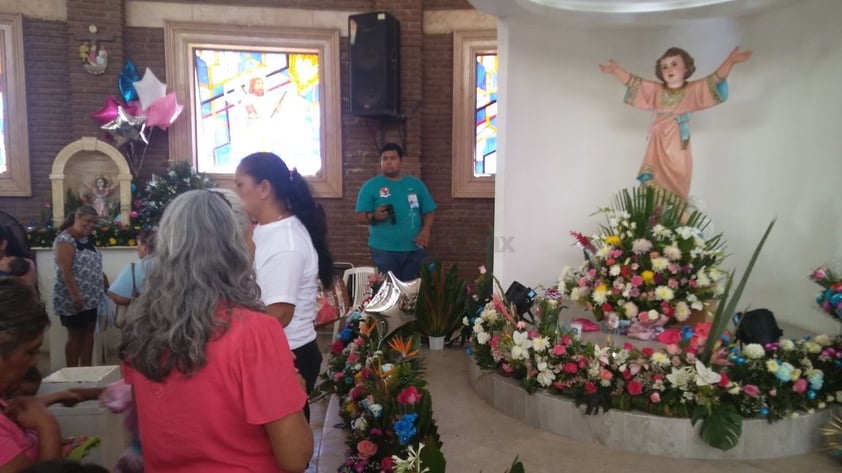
[[387, 336, 419, 359], [359, 319, 378, 337]]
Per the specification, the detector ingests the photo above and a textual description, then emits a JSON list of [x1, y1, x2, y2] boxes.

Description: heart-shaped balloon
[[364, 271, 420, 340]]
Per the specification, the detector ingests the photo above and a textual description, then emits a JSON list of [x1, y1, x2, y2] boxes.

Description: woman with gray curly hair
[[118, 190, 312, 472]]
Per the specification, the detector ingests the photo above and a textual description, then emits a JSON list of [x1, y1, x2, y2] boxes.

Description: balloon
[[124, 100, 143, 117], [364, 271, 421, 339], [118, 60, 141, 103], [144, 92, 184, 130], [133, 67, 167, 111], [90, 96, 122, 125], [101, 106, 148, 148]]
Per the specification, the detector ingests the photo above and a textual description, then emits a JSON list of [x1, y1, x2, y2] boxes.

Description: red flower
[[563, 362, 579, 373], [601, 303, 613, 313], [621, 369, 632, 381], [381, 457, 394, 472], [621, 266, 630, 277], [397, 386, 422, 405], [717, 372, 730, 388], [641, 347, 654, 356], [330, 339, 344, 355], [627, 380, 643, 396], [584, 382, 597, 394]]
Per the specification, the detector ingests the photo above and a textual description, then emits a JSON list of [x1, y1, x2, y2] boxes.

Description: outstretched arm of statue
[[715, 47, 752, 80], [599, 59, 632, 85]]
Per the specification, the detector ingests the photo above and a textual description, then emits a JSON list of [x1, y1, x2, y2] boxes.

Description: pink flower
[[347, 352, 359, 363], [665, 344, 682, 355], [501, 363, 513, 373], [397, 386, 423, 405], [600, 369, 613, 381], [561, 336, 572, 346], [668, 278, 679, 289], [357, 440, 378, 460], [627, 380, 643, 396], [563, 362, 579, 374], [630, 275, 643, 287], [381, 456, 394, 472], [743, 384, 761, 397], [584, 382, 597, 394], [489, 335, 500, 349], [553, 345, 567, 356], [769, 388, 777, 397], [718, 372, 730, 388], [479, 265, 487, 274], [516, 321, 527, 330], [528, 330, 539, 339], [792, 378, 808, 394], [650, 392, 661, 403], [812, 268, 828, 281]]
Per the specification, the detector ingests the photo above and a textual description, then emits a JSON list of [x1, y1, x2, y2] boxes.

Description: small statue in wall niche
[[82, 175, 116, 218], [599, 46, 752, 202], [79, 24, 112, 75]]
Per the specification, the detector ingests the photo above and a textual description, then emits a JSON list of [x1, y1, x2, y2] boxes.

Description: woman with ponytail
[[235, 152, 334, 421]]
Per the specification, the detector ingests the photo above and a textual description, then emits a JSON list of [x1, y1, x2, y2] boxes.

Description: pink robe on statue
[[624, 74, 727, 201]]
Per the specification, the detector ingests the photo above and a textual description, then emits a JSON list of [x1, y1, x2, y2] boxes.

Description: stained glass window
[[474, 53, 497, 177], [193, 48, 321, 175]]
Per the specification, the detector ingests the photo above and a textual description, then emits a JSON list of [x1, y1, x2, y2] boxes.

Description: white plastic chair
[[333, 266, 377, 338]]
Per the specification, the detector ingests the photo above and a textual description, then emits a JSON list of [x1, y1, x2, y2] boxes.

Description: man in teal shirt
[[355, 143, 436, 281]]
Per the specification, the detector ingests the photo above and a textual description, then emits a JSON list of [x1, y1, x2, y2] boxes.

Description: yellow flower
[[128, 239, 136, 246], [108, 238, 117, 246], [604, 235, 622, 246], [641, 270, 655, 284], [766, 359, 779, 373]]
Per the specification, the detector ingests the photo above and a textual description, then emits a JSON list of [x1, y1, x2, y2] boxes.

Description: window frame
[[0, 13, 31, 196], [164, 21, 343, 197], [451, 30, 497, 199]]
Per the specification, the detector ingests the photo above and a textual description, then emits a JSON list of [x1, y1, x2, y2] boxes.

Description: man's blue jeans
[[370, 247, 427, 282]]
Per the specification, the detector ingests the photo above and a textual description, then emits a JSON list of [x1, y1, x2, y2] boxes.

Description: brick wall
[[2, 0, 493, 281]]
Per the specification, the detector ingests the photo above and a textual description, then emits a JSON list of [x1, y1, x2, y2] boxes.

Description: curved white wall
[[493, 0, 842, 333]]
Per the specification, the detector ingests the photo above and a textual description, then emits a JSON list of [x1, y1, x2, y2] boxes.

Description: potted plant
[[415, 259, 467, 349]]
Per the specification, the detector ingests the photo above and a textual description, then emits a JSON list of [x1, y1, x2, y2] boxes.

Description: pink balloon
[[90, 95, 121, 125], [144, 92, 184, 130]]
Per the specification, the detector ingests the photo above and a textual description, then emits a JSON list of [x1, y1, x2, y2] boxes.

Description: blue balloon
[[466, 347, 473, 356], [807, 390, 817, 400], [760, 407, 769, 417], [830, 293, 842, 306], [130, 183, 137, 193], [119, 60, 141, 103]]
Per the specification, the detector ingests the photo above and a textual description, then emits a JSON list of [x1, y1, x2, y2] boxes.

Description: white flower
[[805, 342, 822, 354], [511, 345, 529, 360], [667, 367, 692, 389], [652, 224, 671, 238], [632, 239, 653, 254], [569, 287, 582, 301], [694, 360, 722, 386], [654, 286, 674, 301], [537, 369, 555, 387], [651, 352, 670, 367], [652, 257, 670, 272], [368, 403, 383, 418], [676, 226, 699, 240], [728, 385, 741, 395], [743, 343, 765, 359], [532, 336, 549, 353], [610, 265, 621, 276], [779, 339, 795, 351], [476, 332, 491, 345], [814, 334, 832, 347], [674, 301, 691, 322], [473, 320, 485, 334], [664, 245, 682, 261], [596, 246, 612, 259], [695, 271, 711, 287], [690, 300, 704, 311], [462, 316, 470, 326], [623, 302, 639, 318], [647, 310, 659, 321], [512, 331, 531, 348], [352, 417, 368, 432]]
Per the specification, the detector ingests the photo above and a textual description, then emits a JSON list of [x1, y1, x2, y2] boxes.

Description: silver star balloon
[[101, 106, 149, 147], [364, 271, 421, 340]]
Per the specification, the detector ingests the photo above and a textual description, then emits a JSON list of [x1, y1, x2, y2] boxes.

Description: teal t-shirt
[[355, 175, 437, 252]]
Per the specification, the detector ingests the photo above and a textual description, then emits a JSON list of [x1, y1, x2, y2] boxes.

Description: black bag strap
[[130, 262, 139, 298]]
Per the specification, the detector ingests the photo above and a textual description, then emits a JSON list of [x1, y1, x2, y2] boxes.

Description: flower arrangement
[[468, 287, 842, 451], [26, 161, 214, 248], [809, 265, 842, 322], [559, 187, 726, 338], [313, 312, 444, 473]]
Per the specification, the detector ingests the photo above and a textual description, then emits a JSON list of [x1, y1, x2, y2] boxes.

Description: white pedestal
[[35, 247, 138, 371]]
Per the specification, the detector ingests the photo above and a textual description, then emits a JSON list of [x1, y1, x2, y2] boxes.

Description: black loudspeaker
[[349, 12, 401, 117]]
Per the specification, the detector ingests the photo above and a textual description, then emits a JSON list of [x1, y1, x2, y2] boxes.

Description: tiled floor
[[313, 335, 841, 473]]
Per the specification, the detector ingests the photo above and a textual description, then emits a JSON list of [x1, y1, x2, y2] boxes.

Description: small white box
[[39, 366, 122, 395]]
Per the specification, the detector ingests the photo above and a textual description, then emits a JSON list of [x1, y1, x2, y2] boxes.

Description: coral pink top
[[123, 306, 307, 473], [0, 400, 38, 467]]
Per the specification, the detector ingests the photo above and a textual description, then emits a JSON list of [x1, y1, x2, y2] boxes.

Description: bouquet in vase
[[559, 187, 726, 339]]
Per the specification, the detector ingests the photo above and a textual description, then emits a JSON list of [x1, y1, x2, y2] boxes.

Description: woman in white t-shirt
[[234, 152, 334, 420]]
